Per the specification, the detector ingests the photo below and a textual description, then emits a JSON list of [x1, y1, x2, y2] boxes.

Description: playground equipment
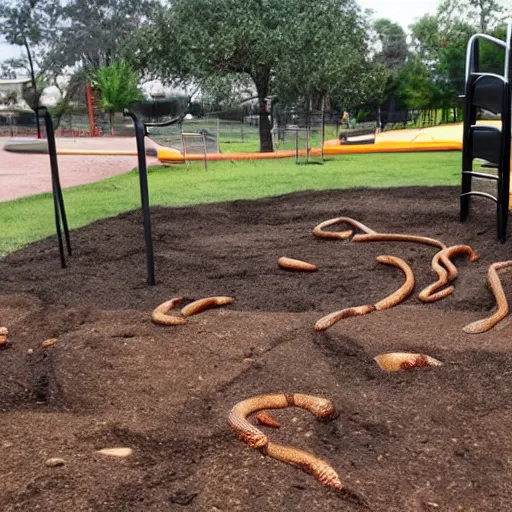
[[460, 23, 511, 242]]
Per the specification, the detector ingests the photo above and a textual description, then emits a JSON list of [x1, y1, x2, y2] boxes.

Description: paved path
[[0, 137, 160, 202]]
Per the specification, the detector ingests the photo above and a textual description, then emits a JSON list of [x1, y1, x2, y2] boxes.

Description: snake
[[278, 257, 318, 271], [312, 217, 376, 240], [228, 393, 343, 492], [374, 352, 443, 371], [419, 245, 479, 303], [350, 232, 479, 304], [181, 296, 234, 316], [463, 260, 512, 334], [374, 255, 415, 310], [152, 297, 188, 325], [351, 233, 446, 250], [315, 255, 414, 331]]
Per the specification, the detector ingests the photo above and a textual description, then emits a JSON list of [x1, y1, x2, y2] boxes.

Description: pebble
[[97, 447, 133, 458], [242, 358, 255, 367], [41, 338, 58, 349], [0, 326, 8, 345], [45, 457, 66, 467]]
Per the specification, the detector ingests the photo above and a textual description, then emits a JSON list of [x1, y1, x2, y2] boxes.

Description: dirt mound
[[1, 186, 512, 511]]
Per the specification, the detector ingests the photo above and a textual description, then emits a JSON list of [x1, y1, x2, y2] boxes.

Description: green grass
[[1, 152, 462, 254]]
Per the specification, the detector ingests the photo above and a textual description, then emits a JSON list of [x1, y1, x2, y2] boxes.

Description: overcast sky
[[1, 0, 510, 66]]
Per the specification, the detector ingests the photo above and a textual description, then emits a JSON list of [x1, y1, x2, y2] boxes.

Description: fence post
[[216, 118, 220, 153]]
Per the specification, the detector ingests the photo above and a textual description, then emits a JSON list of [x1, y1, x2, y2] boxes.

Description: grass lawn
[[1, 151, 461, 254]]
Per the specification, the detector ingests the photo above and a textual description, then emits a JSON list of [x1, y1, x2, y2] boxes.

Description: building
[[0, 77, 33, 111]]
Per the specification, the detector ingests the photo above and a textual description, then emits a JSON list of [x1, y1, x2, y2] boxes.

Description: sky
[[1, 0, 510, 65]]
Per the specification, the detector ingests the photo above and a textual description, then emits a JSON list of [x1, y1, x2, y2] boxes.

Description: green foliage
[[396, 58, 434, 110], [143, 0, 371, 151], [91, 61, 143, 114]]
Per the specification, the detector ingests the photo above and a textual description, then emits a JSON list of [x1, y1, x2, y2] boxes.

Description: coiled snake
[[228, 393, 343, 492]]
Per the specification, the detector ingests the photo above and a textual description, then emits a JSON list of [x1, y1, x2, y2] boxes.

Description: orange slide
[[156, 122, 477, 162]]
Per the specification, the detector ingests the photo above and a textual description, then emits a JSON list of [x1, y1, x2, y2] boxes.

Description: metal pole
[[202, 132, 208, 172], [182, 134, 188, 164], [295, 129, 299, 165], [320, 96, 325, 162], [124, 109, 156, 286], [216, 117, 220, 153], [40, 107, 70, 268]]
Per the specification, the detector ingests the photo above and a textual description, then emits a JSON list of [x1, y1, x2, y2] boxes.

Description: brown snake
[[228, 393, 343, 492], [352, 232, 446, 250], [350, 231, 478, 304], [419, 245, 479, 303], [312, 217, 376, 240], [315, 255, 414, 331], [463, 261, 512, 334], [152, 298, 188, 325]]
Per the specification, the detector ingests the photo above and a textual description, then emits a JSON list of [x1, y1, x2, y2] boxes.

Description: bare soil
[[1, 186, 512, 512]]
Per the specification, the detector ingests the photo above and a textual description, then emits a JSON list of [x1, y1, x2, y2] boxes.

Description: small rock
[[45, 457, 65, 467], [242, 358, 254, 367], [0, 326, 8, 345], [2, 441, 13, 448], [41, 338, 58, 349], [97, 447, 133, 458], [27, 349, 34, 354]]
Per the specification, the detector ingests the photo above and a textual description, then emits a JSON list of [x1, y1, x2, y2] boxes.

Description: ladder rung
[[462, 171, 499, 180], [460, 191, 498, 202]]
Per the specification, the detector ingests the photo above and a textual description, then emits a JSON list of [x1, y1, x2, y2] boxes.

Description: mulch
[[1, 185, 511, 511]]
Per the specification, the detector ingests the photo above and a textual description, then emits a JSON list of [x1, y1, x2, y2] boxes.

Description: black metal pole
[[498, 83, 511, 242], [124, 109, 156, 286], [42, 109, 72, 256], [461, 41, 480, 222], [39, 107, 70, 268]]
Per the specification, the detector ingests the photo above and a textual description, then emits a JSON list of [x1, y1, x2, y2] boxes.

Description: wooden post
[[86, 83, 96, 136]]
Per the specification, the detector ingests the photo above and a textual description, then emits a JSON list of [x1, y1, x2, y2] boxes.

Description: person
[[341, 111, 349, 127]]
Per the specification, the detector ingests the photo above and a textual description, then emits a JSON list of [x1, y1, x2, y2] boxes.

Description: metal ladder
[[460, 24, 512, 242]]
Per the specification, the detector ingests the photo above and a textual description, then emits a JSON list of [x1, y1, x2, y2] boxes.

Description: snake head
[[311, 398, 338, 420], [246, 431, 268, 449]]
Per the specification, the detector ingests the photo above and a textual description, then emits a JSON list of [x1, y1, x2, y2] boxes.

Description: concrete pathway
[[0, 137, 160, 202]]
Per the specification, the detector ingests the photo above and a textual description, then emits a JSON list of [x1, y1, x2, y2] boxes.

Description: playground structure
[[460, 23, 511, 242]]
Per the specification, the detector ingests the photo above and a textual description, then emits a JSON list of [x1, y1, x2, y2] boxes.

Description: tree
[[0, 0, 58, 137], [142, 0, 370, 152], [437, 0, 509, 33], [370, 19, 409, 127], [39, 0, 157, 80], [274, 0, 369, 117], [373, 19, 409, 70], [90, 61, 144, 135]]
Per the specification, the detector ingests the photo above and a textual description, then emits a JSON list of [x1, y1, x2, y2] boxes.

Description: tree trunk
[[252, 71, 273, 152], [24, 37, 41, 139], [109, 111, 114, 136]]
